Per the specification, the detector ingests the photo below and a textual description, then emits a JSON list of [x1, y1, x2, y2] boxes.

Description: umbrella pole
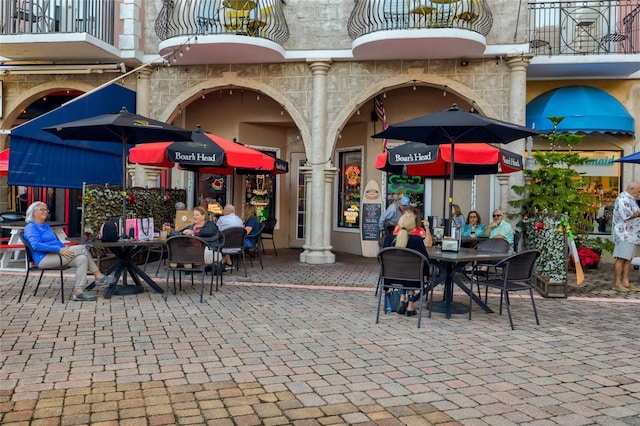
[[121, 138, 128, 239], [448, 141, 455, 236]]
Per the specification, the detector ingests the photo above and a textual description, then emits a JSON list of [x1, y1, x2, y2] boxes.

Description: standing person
[[242, 204, 261, 249], [483, 209, 514, 246], [452, 204, 466, 228], [462, 210, 486, 237], [383, 214, 429, 317], [611, 180, 640, 292], [23, 201, 115, 301], [379, 194, 410, 235], [216, 204, 244, 231]]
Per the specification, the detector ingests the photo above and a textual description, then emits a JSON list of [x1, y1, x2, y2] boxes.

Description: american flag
[[374, 95, 388, 151]]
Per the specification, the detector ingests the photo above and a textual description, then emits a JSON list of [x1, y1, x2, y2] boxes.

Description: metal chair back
[[164, 235, 220, 302], [221, 227, 248, 276], [18, 230, 68, 303], [376, 246, 430, 328]]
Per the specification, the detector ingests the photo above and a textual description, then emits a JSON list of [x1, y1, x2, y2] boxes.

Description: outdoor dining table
[[427, 246, 510, 318], [86, 238, 166, 299]]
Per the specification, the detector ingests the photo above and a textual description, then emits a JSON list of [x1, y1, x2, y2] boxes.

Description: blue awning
[[8, 84, 136, 189], [526, 86, 635, 135]]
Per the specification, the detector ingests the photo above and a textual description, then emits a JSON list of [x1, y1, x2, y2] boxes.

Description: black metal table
[[428, 247, 509, 318], [86, 239, 166, 298]]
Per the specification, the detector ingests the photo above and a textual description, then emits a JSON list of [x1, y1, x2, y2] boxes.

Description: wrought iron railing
[[348, 0, 493, 39], [155, 0, 289, 45], [529, 1, 640, 55], [0, 0, 115, 45]]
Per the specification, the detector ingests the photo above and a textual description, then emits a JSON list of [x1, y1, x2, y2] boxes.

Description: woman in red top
[[392, 206, 433, 248]]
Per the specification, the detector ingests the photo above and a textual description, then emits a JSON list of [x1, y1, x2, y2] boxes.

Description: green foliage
[[510, 116, 594, 235], [83, 185, 186, 237], [575, 235, 614, 255]]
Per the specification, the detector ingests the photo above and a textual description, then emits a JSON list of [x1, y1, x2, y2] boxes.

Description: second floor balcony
[[348, 0, 494, 60], [529, 1, 640, 55], [155, 0, 289, 65], [528, 1, 640, 79], [0, 0, 121, 64]]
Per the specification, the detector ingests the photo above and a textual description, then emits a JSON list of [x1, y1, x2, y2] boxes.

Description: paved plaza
[[1, 249, 640, 425]]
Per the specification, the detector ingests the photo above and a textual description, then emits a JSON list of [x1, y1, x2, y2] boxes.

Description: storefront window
[[384, 174, 425, 210], [532, 150, 620, 234], [199, 173, 228, 214], [337, 149, 362, 229], [244, 173, 276, 222]]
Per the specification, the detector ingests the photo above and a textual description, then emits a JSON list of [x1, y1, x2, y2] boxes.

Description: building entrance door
[[288, 153, 307, 248]]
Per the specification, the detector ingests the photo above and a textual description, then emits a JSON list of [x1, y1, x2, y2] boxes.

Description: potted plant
[[510, 116, 595, 296]]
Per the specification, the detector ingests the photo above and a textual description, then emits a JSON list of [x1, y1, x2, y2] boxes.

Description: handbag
[[136, 217, 154, 241], [384, 289, 401, 313], [125, 214, 139, 240], [204, 247, 222, 264]]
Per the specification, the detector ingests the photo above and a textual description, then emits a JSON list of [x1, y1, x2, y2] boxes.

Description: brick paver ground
[[1, 249, 639, 425]]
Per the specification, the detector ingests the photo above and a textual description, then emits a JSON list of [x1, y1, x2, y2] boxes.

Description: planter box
[[533, 273, 567, 298]]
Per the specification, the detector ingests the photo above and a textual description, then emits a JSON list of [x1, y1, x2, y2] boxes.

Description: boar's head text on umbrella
[[373, 104, 538, 231]]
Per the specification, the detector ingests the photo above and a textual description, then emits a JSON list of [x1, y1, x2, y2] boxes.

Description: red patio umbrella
[[129, 129, 287, 174], [375, 142, 522, 177], [0, 148, 9, 176]]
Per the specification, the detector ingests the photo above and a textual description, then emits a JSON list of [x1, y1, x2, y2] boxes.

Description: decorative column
[[323, 167, 337, 261], [300, 60, 335, 264], [496, 174, 510, 212], [506, 54, 532, 214], [134, 68, 153, 187]]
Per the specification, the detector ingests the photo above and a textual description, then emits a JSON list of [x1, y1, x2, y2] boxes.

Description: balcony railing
[[529, 1, 640, 55], [0, 0, 115, 44], [155, 0, 289, 45], [348, 0, 493, 39]]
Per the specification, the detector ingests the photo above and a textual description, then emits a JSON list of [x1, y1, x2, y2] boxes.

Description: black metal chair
[[18, 230, 68, 303], [143, 228, 166, 276], [513, 230, 521, 253], [473, 238, 513, 301], [259, 217, 277, 256], [470, 249, 541, 329], [376, 247, 430, 328], [244, 223, 264, 269], [164, 235, 221, 303], [221, 227, 248, 277]]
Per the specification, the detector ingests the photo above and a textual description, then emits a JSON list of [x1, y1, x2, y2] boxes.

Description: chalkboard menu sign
[[362, 203, 381, 241]]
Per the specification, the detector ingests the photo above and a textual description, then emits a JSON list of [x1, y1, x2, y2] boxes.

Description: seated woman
[[392, 206, 433, 248], [242, 205, 261, 249], [23, 201, 116, 302], [383, 213, 429, 317], [461, 210, 486, 237], [173, 206, 222, 265]]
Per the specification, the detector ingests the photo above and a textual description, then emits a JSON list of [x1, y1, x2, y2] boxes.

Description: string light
[[412, 80, 417, 91], [229, 88, 233, 95], [185, 43, 190, 52], [256, 92, 260, 100], [383, 92, 387, 99], [201, 90, 206, 99], [443, 85, 447, 96], [179, 49, 184, 57]]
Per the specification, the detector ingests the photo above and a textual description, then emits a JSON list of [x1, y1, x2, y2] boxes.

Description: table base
[[428, 300, 469, 315], [113, 285, 144, 296]]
